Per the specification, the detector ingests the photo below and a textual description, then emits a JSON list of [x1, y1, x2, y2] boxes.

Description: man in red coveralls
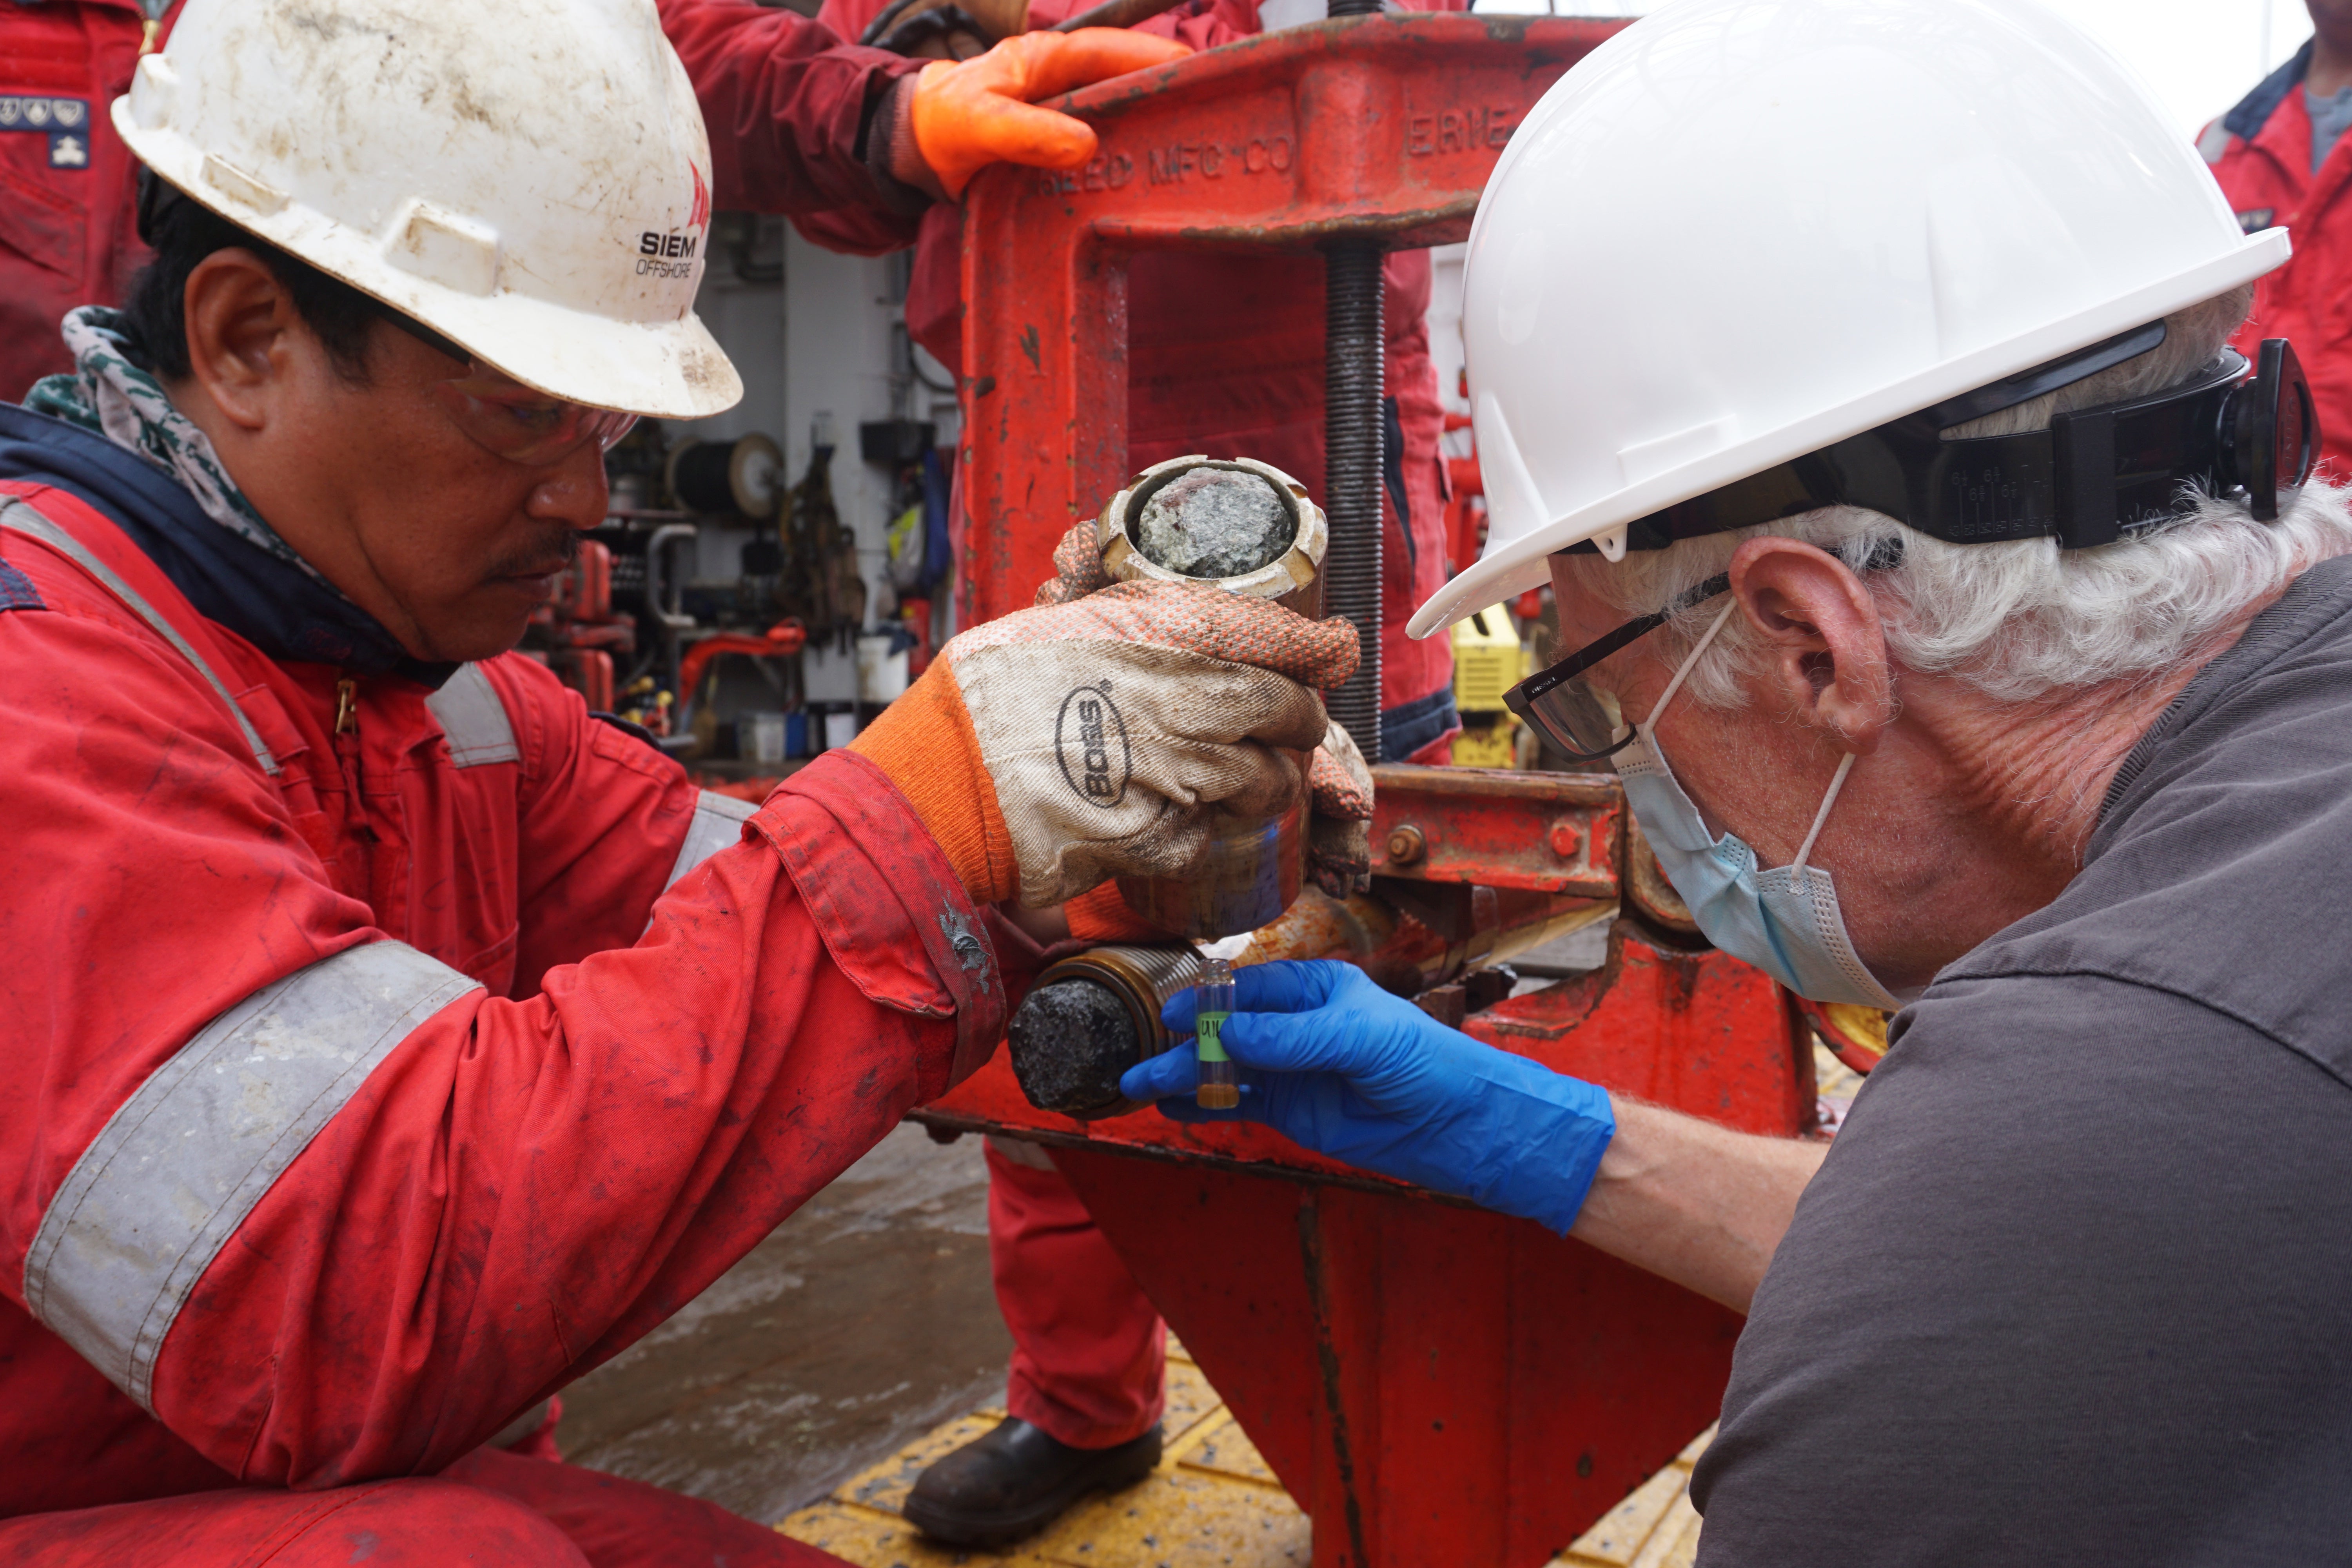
[[0, 1, 1361, 1563], [681, 0, 1463, 1542], [2201, 0, 2352, 473]]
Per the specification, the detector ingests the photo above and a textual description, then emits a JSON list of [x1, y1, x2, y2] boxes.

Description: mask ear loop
[[1632, 599, 1741, 739], [1790, 752, 1858, 872]]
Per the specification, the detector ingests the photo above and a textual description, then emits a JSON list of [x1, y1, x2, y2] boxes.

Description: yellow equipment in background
[[1450, 604, 1525, 768]]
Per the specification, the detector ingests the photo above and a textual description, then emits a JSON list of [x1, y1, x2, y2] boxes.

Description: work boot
[[902, 1417, 1163, 1547]]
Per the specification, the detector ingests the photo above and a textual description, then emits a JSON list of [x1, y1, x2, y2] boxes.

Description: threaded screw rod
[[1323, 240, 1385, 764]]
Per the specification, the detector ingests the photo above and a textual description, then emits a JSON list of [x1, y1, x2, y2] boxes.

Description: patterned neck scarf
[[24, 306, 336, 588]]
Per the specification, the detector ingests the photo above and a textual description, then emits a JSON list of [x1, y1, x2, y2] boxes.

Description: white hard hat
[[113, 0, 741, 421], [1409, 0, 2290, 638]]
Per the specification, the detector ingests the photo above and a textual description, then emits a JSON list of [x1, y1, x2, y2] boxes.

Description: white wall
[[1467, 0, 2314, 138], [666, 220, 942, 702], [1426, 241, 1470, 463]]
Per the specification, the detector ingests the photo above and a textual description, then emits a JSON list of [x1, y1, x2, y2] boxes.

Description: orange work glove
[[907, 28, 1190, 198], [851, 579, 1357, 908]]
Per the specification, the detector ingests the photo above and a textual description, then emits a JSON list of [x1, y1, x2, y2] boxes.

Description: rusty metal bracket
[[1368, 764, 1619, 897]]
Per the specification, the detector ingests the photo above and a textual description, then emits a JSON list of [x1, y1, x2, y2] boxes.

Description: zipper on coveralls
[[333, 677, 364, 798]]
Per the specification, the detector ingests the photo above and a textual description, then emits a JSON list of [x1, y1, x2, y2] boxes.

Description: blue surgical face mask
[[1612, 602, 1904, 1011]]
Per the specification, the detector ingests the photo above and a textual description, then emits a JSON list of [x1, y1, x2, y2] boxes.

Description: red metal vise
[[929, 16, 1816, 1566]]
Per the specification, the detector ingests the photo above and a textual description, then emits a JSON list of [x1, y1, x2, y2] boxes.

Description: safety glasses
[[378, 306, 638, 467], [427, 372, 638, 467], [1503, 573, 1730, 765]]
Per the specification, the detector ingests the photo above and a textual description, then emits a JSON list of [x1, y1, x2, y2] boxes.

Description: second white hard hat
[[1410, 0, 2289, 637], [114, 0, 741, 421]]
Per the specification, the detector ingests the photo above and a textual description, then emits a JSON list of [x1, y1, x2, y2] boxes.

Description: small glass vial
[[1193, 955, 1241, 1109]]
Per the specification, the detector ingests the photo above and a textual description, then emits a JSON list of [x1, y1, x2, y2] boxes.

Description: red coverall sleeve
[[478, 655, 718, 995], [2, 567, 1008, 1492], [661, 0, 927, 245], [789, 0, 1244, 256], [791, 0, 934, 254], [792, 196, 930, 257]]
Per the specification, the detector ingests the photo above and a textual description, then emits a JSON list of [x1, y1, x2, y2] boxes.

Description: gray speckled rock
[[1134, 467, 1294, 579]]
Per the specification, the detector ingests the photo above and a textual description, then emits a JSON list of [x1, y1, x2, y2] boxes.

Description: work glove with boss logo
[[1034, 514, 1377, 902], [850, 578, 1359, 908]]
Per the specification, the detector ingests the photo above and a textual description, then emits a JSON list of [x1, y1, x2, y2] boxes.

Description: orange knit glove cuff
[[1063, 880, 1167, 943], [848, 664, 1018, 904]]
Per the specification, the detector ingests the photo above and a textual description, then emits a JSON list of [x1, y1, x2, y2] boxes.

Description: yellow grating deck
[[776, 1339, 1714, 1568], [1548, 1426, 1714, 1568]]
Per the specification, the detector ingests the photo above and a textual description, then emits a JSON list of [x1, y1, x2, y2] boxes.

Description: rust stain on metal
[[1368, 764, 1620, 895], [1296, 1200, 1372, 1568]]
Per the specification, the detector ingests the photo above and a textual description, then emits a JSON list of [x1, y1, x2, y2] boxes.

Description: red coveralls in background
[[656, 0, 932, 229], [685, 0, 1464, 1458], [0, 418, 1026, 1559], [0, 0, 171, 402], [2201, 39, 2352, 473], [772, 0, 1466, 764]]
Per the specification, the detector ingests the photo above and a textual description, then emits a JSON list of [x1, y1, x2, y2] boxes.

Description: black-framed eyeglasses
[[1503, 572, 1731, 765]]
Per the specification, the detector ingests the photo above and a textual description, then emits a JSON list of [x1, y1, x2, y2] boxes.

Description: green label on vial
[[1196, 1011, 1232, 1063]]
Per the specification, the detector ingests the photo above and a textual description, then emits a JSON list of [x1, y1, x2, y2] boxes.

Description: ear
[[1725, 536, 1895, 753], [178, 249, 304, 432]]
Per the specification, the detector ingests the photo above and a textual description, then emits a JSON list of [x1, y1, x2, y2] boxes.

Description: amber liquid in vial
[[1194, 956, 1241, 1109]]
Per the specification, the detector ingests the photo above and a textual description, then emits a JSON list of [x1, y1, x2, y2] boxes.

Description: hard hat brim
[[1407, 227, 2292, 639], [116, 108, 744, 423]]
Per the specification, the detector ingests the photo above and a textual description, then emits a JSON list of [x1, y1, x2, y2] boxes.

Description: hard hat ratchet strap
[[1572, 337, 2319, 557]]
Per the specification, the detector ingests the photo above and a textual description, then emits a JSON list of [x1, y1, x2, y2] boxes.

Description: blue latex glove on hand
[[1118, 960, 1614, 1234]]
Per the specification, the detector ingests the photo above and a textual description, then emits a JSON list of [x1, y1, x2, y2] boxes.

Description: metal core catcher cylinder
[[1007, 887, 1608, 1119], [1097, 455, 1328, 940]]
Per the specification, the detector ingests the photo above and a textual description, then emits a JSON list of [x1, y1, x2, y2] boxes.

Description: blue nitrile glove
[[1118, 960, 1615, 1234]]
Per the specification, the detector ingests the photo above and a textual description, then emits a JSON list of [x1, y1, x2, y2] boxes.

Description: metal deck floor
[[780, 1338, 1311, 1566], [773, 1340, 1713, 1567]]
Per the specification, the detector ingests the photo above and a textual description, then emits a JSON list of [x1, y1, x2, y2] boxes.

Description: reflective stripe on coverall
[[2201, 41, 2352, 474], [0, 481, 1018, 1548]]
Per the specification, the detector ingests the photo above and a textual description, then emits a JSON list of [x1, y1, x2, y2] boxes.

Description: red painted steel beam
[[956, 14, 1625, 631], [1368, 763, 1622, 895], [1054, 1153, 1745, 1568]]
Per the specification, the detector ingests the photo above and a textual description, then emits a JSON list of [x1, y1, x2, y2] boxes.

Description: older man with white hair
[[1123, 0, 2352, 1558]]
